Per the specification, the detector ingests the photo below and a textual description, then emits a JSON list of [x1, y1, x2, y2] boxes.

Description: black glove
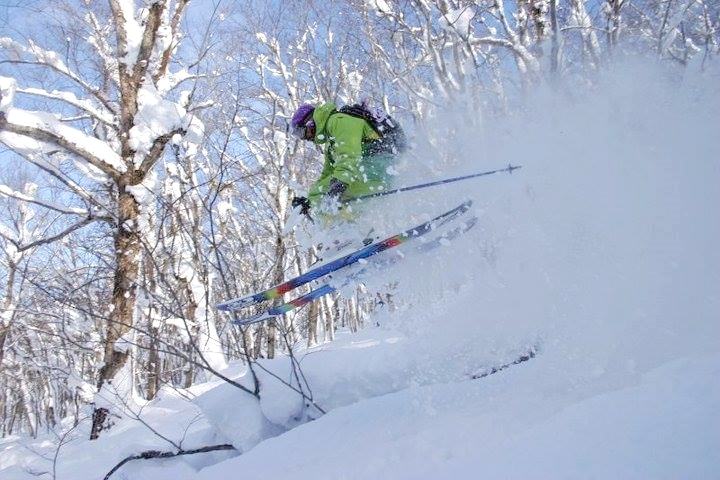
[[292, 196, 311, 217], [327, 178, 347, 197]]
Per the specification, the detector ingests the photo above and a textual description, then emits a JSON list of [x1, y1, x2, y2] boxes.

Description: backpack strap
[[337, 104, 383, 136], [332, 104, 407, 155]]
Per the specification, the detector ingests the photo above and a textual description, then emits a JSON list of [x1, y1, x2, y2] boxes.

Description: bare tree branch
[[104, 444, 236, 480], [13, 215, 107, 252]]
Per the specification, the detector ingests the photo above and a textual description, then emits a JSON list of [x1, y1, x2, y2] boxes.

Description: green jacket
[[308, 102, 394, 205]]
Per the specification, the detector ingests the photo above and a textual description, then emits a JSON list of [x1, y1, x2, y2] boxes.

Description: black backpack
[[337, 104, 408, 156]]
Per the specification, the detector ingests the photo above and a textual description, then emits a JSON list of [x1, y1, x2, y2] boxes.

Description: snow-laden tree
[[0, 181, 48, 437], [634, 0, 719, 66], [353, 0, 718, 114], [352, 0, 543, 110], [0, 0, 204, 439], [0, 170, 102, 436]]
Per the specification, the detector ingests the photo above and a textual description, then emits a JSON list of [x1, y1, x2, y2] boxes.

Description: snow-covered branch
[[0, 184, 89, 216], [0, 107, 126, 176], [18, 87, 115, 127]]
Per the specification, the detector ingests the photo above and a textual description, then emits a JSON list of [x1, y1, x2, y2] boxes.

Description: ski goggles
[[291, 119, 315, 140]]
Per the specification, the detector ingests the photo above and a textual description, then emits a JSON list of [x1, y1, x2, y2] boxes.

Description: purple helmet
[[291, 104, 315, 129]]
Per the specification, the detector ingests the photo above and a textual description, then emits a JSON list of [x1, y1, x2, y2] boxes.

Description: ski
[[231, 215, 478, 326], [232, 284, 335, 326], [217, 200, 473, 312]]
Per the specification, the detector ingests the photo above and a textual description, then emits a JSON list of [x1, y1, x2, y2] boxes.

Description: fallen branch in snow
[[103, 443, 236, 480], [471, 345, 538, 379]]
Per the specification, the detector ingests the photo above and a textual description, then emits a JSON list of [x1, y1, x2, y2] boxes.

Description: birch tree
[[353, 0, 543, 109], [0, 171, 101, 436], [0, 0, 203, 439]]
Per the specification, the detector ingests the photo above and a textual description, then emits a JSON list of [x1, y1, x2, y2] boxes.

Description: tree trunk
[[0, 260, 16, 365], [307, 301, 319, 347], [90, 184, 141, 439], [146, 324, 161, 400], [267, 323, 276, 359]]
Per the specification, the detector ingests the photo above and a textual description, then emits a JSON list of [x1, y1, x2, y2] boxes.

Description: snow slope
[[196, 345, 720, 480], [1, 61, 719, 480]]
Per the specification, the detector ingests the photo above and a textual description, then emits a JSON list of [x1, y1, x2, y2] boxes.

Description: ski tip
[[231, 312, 276, 326], [217, 296, 256, 312], [217, 301, 239, 312]]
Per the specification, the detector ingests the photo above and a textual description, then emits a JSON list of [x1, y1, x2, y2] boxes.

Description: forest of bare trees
[[0, 0, 716, 440]]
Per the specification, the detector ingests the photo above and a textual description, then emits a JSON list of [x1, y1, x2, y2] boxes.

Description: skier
[[290, 101, 406, 222]]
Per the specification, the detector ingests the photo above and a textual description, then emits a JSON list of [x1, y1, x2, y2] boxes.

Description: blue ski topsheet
[[217, 200, 472, 312], [231, 214, 478, 325]]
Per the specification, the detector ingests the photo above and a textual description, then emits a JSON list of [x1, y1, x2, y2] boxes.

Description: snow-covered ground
[[2, 61, 719, 479]]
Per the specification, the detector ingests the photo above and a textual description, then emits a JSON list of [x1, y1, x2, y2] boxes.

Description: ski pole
[[345, 164, 522, 202]]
